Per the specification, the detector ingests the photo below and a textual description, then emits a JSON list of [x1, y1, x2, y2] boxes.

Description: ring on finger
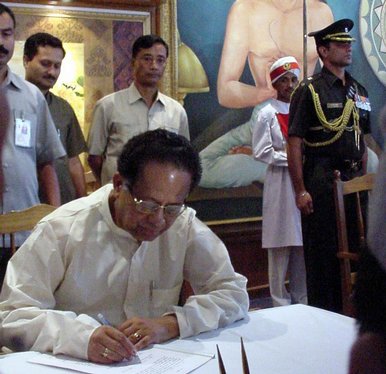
[[132, 331, 142, 341], [102, 347, 110, 358]]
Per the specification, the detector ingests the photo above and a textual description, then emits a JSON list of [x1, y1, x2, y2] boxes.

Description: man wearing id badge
[[0, 3, 65, 248], [287, 19, 372, 313]]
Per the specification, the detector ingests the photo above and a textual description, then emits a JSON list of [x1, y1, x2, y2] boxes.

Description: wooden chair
[[0, 204, 56, 255], [333, 171, 375, 316]]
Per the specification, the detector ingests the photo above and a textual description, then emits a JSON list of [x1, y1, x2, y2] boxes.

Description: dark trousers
[[302, 157, 363, 312]]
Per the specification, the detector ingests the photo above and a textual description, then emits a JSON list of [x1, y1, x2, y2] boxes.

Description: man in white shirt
[[87, 34, 190, 186], [0, 129, 248, 363]]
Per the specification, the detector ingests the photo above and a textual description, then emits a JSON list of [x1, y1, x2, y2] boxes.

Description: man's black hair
[[315, 42, 331, 60], [132, 34, 168, 59], [117, 129, 201, 192], [24, 32, 66, 60], [0, 3, 16, 28]]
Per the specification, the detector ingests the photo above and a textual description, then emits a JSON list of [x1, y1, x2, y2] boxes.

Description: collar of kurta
[[129, 82, 166, 107]]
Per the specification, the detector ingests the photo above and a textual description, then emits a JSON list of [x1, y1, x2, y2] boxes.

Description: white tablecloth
[[0, 304, 357, 374]]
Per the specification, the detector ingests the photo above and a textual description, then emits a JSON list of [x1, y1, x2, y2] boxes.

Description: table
[[0, 304, 357, 374]]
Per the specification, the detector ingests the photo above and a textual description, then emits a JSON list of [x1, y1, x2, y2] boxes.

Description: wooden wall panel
[[209, 220, 269, 299]]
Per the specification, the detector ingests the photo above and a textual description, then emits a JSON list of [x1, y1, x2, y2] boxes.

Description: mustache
[[0, 45, 9, 55], [43, 75, 56, 80]]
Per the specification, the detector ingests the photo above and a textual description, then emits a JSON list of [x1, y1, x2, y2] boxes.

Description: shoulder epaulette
[[298, 75, 316, 87]]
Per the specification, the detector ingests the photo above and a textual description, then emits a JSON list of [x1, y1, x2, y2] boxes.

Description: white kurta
[[252, 99, 302, 248], [0, 185, 248, 360]]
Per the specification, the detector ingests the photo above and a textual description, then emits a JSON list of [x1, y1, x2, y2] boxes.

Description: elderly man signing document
[[0, 129, 248, 363]]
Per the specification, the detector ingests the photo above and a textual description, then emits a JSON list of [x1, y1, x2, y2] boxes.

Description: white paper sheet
[[27, 346, 214, 374]]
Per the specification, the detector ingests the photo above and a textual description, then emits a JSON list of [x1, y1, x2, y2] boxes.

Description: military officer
[[287, 19, 371, 312]]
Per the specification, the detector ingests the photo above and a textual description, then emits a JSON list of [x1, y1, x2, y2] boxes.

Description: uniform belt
[[305, 156, 362, 172], [308, 125, 355, 131]]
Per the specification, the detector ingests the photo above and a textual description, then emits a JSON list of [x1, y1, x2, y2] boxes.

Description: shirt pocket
[[148, 111, 180, 134], [163, 125, 179, 134], [147, 122, 179, 134], [111, 122, 137, 137]]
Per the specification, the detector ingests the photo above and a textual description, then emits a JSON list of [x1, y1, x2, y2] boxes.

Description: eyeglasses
[[123, 184, 186, 218], [132, 197, 185, 218]]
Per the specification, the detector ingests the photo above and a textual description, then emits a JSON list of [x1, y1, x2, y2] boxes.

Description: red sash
[[276, 112, 289, 140]]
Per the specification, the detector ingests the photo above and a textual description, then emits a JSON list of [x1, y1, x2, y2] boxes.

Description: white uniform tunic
[[252, 99, 302, 248]]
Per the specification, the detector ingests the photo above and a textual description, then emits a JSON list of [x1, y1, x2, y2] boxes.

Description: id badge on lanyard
[[14, 111, 32, 148]]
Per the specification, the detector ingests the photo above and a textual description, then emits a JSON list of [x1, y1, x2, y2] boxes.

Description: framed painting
[[5, 0, 178, 137], [177, 0, 386, 223]]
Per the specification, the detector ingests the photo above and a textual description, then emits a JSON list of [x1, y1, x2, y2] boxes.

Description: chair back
[[333, 171, 375, 316], [0, 204, 56, 254]]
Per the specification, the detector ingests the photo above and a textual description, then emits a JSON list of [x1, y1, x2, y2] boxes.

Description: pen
[[149, 280, 155, 300], [97, 313, 112, 326], [98, 313, 139, 359]]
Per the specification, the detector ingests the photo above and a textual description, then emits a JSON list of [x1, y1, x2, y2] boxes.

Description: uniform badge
[[327, 103, 343, 109], [283, 63, 291, 71], [354, 94, 371, 111]]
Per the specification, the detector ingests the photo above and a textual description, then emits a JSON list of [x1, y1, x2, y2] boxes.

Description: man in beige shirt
[[88, 34, 189, 186]]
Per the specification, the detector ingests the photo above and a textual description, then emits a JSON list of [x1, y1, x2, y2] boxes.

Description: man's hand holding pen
[[87, 313, 180, 364], [87, 324, 137, 364]]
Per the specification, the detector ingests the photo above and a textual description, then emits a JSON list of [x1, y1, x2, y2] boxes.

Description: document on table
[[28, 345, 214, 374]]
